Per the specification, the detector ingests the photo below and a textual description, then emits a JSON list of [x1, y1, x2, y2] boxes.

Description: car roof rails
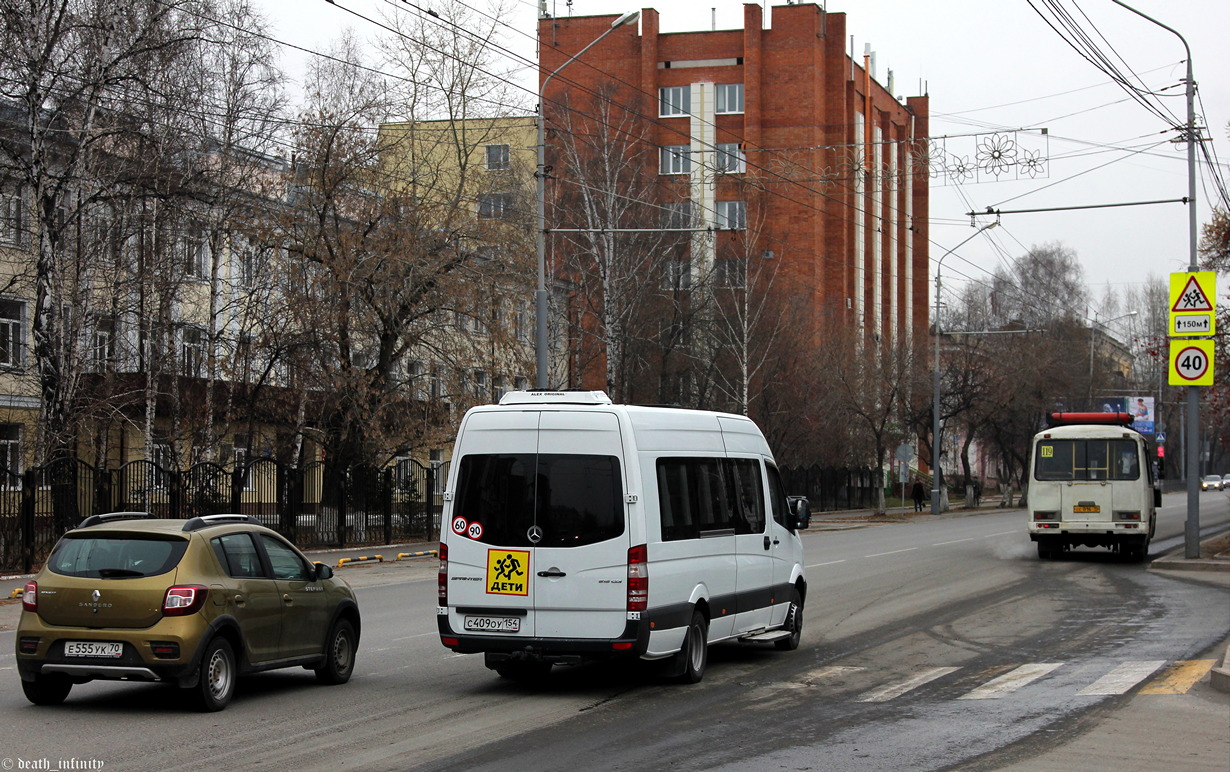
[[78, 511, 155, 528], [182, 514, 262, 532]]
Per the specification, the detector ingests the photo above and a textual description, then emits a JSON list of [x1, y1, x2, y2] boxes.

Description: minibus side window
[[726, 458, 765, 534], [765, 463, 788, 528], [657, 457, 744, 540]]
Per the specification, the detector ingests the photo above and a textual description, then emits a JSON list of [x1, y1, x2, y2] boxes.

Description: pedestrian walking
[[910, 479, 926, 512]]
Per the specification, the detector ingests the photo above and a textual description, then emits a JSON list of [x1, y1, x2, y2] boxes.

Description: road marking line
[[807, 559, 847, 568], [1140, 659, 1217, 694], [801, 665, 866, 683], [1077, 660, 1167, 695], [391, 632, 437, 642], [959, 663, 1063, 699], [858, 666, 961, 702], [865, 548, 918, 558], [982, 531, 1016, 538], [934, 538, 977, 546]]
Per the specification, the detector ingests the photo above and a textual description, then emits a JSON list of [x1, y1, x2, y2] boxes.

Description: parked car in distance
[[16, 513, 360, 711], [1200, 475, 1222, 491]]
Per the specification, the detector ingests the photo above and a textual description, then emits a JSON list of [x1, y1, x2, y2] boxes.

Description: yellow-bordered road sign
[[1169, 271, 1217, 337], [1169, 339, 1214, 386]]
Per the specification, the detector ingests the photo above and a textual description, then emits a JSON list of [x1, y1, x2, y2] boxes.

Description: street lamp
[[1109, 1, 1201, 558], [1088, 310, 1138, 402], [535, 10, 640, 389], [931, 220, 999, 515]]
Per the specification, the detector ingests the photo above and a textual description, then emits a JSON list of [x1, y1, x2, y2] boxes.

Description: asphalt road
[[0, 494, 1225, 771]]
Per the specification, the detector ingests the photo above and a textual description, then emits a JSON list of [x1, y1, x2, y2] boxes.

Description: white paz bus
[[1027, 412, 1160, 561], [436, 391, 810, 683]]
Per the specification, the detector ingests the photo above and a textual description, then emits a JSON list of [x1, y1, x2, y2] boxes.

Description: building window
[[92, 316, 115, 372], [716, 200, 746, 230], [182, 226, 209, 278], [664, 259, 692, 291], [407, 359, 427, 400], [485, 144, 510, 171], [430, 448, 445, 494], [181, 326, 206, 377], [659, 145, 691, 175], [430, 363, 444, 400], [716, 143, 745, 173], [659, 86, 690, 117], [0, 424, 20, 481], [715, 83, 744, 114], [472, 369, 488, 402], [662, 200, 693, 229], [0, 299, 24, 368], [715, 258, 746, 288], [493, 376, 507, 402], [513, 375, 528, 392], [478, 193, 512, 220], [0, 188, 22, 246]]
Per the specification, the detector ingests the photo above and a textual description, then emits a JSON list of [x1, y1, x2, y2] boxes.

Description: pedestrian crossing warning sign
[[1169, 271, 1217, 337]]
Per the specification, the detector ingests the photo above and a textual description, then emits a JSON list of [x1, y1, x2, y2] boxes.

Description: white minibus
[[436, 391, 809, 682], [1027, 412, 1159, 561]]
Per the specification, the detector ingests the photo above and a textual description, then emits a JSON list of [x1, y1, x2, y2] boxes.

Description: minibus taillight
[[437, 542, 448, 606], [627, 545, 648, 612]]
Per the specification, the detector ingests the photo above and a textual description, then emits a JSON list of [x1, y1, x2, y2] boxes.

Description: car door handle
[[537, 570, 566, 578], [764, 536, 771, 550], [233, 595, 246, 606], [282, 594, 294, 605]]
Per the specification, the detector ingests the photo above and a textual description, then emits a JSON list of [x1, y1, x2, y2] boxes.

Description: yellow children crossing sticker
[[486, 549, 529, 596]]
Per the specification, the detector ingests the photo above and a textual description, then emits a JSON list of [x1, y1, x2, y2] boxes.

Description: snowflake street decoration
[[976, 133, 1017, 177]]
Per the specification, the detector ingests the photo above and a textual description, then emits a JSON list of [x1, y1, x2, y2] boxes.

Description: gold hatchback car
[[16, 513, 360, 711]]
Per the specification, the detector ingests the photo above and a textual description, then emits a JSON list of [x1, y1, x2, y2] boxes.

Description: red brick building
[[540, 3, 929, 394]]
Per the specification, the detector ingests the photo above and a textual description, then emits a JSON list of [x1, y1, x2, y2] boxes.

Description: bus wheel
[[1037, 542, 1053, 560]]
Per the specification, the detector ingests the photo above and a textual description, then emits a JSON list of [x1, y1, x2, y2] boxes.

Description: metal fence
[[779, 465, 878, 512], [0, 458, 449, 574]]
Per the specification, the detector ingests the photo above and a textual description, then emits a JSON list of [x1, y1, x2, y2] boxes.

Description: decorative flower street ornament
[[976, 132, 1018, 177], [1019, 148, 1046, 179]]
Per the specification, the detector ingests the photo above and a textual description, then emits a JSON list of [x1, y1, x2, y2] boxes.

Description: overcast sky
[[252, 0, 1229, 327]]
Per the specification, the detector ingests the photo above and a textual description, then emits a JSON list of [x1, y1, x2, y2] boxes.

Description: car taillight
[[627, 544, 648, 612], [21, 581, 36, 612], [437, 542, 448, 606], [163, 585, 208, 616]]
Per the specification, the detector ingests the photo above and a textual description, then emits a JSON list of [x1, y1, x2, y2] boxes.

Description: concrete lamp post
[[534, 10, 640, 389]]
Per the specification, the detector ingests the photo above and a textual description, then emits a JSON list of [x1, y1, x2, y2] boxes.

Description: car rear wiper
[[97, 568, 145, 578]]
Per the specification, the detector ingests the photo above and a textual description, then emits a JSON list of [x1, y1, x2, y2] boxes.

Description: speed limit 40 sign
[[1169, 339, 1214, 386]]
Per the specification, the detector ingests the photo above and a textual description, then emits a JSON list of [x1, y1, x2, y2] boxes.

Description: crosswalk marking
[[1076, 660, 1166, 695], [1139, 659, 1217, 694], [858, 666, 961, 703], [958, 662, 1063, 700], [800, 665, 866, 684]]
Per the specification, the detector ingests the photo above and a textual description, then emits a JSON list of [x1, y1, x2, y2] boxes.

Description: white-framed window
[[478, 193, 512, 219], [182, 225, 209, 278], [0, 424, 21, 481], [493, 376, 507, 402], [407, 359, 427, 400], [92, 316, 115, 372], [659, 145, 691, 175], [232, 433, 254, 491], [513, 375, 528, 391], [715, 83, 744, 114], [662, 200, 694, 229], [472, 369, 488, 401], [430, 448, 445, 494], [485, 144, 510, 171], [715, 258, 746, 288], [663, 259, 692, 291], [1, 188, 23, 246], [515, 307, 530, 343], [716, 200, 747, 230], [430, 363, 444, 400], [716, 143, 746, 173], [180, 326, 206, 377], [0, 299, 24, 368], [659, 86, 690, 117]]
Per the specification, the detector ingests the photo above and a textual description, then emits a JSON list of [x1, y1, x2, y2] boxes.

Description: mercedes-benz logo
[[91, 589, 100, 602], [526, 525, 543, 544]]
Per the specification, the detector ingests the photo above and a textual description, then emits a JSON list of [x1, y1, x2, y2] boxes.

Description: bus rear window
[[453, 453, 624, 548], [1034, 439, 1140, 481]]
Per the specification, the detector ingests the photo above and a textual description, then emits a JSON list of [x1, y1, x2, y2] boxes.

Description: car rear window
[[48, 535, 188, 578], [453, 453, 624, 548]]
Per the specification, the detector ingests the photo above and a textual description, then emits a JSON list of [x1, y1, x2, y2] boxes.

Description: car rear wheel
[[678, 609, 709, 684], [22, 675, 72, 706], [315, 619, 356, 685], [189, 637, 236, 712]]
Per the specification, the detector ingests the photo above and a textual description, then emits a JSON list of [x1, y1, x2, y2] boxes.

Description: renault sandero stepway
[[437, 391, 810, 683], [16, 513, 360, 711]]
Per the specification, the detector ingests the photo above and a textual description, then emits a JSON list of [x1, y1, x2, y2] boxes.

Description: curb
[[1212, 645, 1230, 694]]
